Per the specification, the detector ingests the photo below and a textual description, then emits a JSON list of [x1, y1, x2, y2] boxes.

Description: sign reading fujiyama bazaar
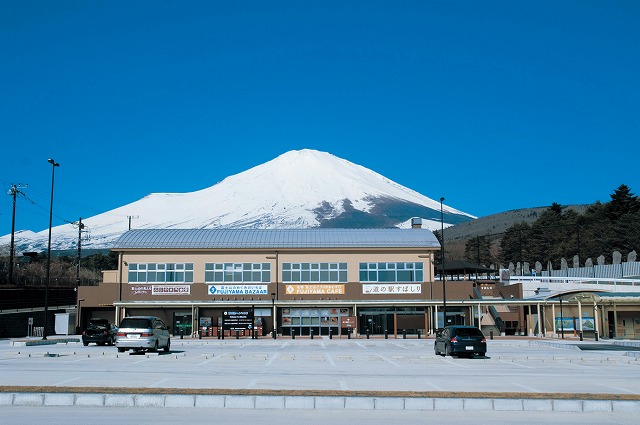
[[362, 284, 421, 294], [208, 285, 268, 295], [222, 310, 255, 331], [285, 284, 345, 295]]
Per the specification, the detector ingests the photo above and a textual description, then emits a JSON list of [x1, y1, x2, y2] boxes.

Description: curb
[[2, 392, 639, 412], [11, 338, 80, 347]]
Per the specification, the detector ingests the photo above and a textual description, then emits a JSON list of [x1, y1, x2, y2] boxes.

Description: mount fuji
[[1, 149, 474, 252]]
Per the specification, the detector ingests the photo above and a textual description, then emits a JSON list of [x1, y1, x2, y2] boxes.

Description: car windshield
[[119, 318, 152, 329], [455, 328, 483, 337], [88, 319, 108, 327]]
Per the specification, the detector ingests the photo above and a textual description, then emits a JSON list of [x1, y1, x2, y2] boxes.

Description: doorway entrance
[[173, 312, 192, 337]]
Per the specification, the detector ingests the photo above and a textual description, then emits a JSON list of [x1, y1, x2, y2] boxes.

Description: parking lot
[[2, 336, 640, 396]]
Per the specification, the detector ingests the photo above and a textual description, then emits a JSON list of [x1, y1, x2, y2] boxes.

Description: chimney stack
[[411, 217, 422, 229]]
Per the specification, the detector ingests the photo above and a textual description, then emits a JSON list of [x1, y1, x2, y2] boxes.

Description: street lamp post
[[267, 253, 279, 338], [76, 298, 85, 334], [42, 158, 59, 340], [559, 295, 564, 339], [271, 292, 276, 339], [440, 197, 447, 328]]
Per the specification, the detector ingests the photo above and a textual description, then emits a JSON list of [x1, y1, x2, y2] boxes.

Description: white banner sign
[[362, 284, 422, 294], [208, 285, 268, 295], [152, 285, 191, 295]]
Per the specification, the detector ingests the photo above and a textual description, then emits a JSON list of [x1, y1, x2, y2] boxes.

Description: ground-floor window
[[281, 307, 349, 336], [359, 307, 425, 335]]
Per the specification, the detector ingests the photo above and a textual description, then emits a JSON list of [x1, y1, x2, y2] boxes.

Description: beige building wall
[[115, 248, 436, 303]]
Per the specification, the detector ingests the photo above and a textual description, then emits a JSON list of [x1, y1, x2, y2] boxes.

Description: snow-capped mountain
[[0, 149, 474, 252]]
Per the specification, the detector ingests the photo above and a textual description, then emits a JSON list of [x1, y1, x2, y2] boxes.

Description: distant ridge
[[443, 205, 591, 242]]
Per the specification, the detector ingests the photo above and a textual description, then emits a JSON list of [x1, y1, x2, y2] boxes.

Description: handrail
[[473, 287, 505, 332], [507, 275, 640, 286]]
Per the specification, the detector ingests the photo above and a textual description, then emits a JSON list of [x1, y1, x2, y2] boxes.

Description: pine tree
[[607, 184, 640, 219]]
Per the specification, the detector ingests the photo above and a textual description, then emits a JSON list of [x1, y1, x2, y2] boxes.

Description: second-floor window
[[359, 262, 423, 282], [282, 262, 348, 283]]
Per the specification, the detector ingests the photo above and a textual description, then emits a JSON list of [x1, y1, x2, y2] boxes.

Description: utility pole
[[440, 197, 447, 327], [75, 217, 88, 288], [7, 183, 28, 285], [127, 215, 139, 230], [75, 217, 89, 334]]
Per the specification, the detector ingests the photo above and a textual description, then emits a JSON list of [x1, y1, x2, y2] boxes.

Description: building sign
[[152, 285, 191, 295], [362, 284, 421, 294], [341, 316, 357, 328], [208, 285, 268, 295], [285, 284, 345, 295], [222, 310, 255, 331], [130, 285, 191, 295], [131, 285, 152, 295], [555, 317, 595, 332]]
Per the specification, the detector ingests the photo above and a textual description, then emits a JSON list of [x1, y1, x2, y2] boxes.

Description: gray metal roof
[[111, 228, 440, 250]]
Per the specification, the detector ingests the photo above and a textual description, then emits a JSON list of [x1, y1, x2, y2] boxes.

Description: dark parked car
[[82, 318, 116, 346], [434, 326, 487, 357]]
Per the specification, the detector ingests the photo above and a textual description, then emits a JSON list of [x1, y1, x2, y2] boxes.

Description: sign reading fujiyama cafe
[[222, 310, 255, 331]]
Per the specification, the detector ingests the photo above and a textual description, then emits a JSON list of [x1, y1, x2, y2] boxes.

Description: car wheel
[[151, 340, 159, 352], [108, 338, 114, 346], [117, 347, 125, 353], [83, 341, 89, 346], [434, 344, 439, 356], [163, 338, 170, 353]]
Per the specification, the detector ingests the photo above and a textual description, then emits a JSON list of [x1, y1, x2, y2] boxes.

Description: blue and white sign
[[208, 285, 268, 295]]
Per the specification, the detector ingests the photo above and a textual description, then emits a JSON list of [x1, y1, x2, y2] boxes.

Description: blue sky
[[1, 1, 639, 236]]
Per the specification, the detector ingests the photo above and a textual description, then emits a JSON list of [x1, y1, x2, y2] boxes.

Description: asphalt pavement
[[1, 335, 640, 413]]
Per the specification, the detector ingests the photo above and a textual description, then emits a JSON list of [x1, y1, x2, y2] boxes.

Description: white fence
[[508, 275, 640, 297], [539, 261, 640, 279]]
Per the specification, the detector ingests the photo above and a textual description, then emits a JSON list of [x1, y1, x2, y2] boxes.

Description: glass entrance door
[[359, 312, 393, 335]]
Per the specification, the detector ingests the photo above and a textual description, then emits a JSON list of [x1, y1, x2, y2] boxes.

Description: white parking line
[[325, 353, 336, 367], [498, 359, 534, 369], [597, 383, 639, 394], [247, 379, 257, 389], [149, 378, 171, 388], [55, 377, 82, 386], [563, 361, 597, 369], [62, 359, 86, 364], [265, 352, 280, 367], [427, 382, 444, 391], [197, 353, 226, 365], [513, 383, 540, 392], [440, 358, 470, 368], [354, 342, 367, 349], [375, 354, 401, 368], [339, 380, 349, 390], [392, 343, 410, 350]]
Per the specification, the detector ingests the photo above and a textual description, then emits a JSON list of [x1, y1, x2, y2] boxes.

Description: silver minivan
[[115, 316, 171, 353]]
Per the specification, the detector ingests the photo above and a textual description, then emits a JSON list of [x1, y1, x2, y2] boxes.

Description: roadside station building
[[76, 226, 640, 340], [79, 225, 493, 338]]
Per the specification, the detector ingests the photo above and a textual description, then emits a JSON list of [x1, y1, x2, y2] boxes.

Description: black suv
[[434, 326, 487, 358], [82, 318, 117, 346]]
